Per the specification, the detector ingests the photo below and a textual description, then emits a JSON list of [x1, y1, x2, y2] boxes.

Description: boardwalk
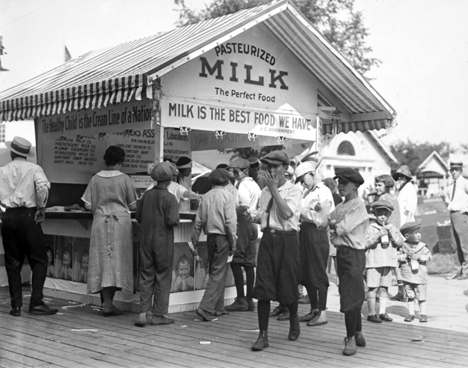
[[1, 275, 468, 368]]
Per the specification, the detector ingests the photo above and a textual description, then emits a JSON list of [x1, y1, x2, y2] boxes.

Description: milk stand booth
[[0, 1, 395, 313]]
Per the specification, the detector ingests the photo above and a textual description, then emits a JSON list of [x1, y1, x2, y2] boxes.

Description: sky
[[1, 0, 467, 147]]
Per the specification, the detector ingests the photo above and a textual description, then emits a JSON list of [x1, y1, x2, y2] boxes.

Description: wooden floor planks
[[2, 276, 468, 368]]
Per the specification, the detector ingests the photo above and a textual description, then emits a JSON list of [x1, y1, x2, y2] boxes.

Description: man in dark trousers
[[191, 168, 237, 321], [441, 159, 468, 280], [251, 150, 303, 351], [0, 136, 58, 316]]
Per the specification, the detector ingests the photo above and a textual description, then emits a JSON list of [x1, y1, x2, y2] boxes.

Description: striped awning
[[0, 0, 395, 132]]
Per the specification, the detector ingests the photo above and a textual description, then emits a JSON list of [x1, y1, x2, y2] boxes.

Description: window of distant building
[[0, 124, 5, 143], [337, 141, 355, 156]]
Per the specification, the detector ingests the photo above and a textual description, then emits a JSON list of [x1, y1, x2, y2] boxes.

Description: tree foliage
[[174, 0, 380, 76], [389, 140, 455, 174]]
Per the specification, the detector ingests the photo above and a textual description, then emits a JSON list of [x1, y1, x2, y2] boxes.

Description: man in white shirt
[[441, 160, 468, 280], [224, 158, 261, 312], [0, 137, 58, 316]]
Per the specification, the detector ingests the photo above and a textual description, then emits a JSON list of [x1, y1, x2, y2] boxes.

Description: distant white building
[[295, 130, 398, 194]]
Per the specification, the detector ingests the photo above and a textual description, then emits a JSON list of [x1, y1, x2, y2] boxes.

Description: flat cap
[[371, 199, 394, 212], [260, 150, 289, 166], [169, 162, 179, 176], [150, 162, 173, 181], [229, 158, 250, 170], [392, 165, 412, 180], [334, 168, 364, 185], [176, 156, 192, 169], [209, 168, 229, 185], [400, 220, 422, 236]]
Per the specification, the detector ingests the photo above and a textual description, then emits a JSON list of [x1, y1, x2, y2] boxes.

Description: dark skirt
[[253, 231, 300, 305], [299, 222, 330, 291], [336, 247, 366, 313]]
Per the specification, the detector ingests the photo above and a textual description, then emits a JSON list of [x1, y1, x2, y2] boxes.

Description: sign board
[[36, 100, 155, 184], [162, 24, 318, 141]]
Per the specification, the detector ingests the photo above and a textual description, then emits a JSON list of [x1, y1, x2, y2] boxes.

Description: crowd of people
[[2, 135, 468, 358]]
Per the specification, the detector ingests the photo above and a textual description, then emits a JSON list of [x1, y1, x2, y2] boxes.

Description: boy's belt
[[263, 228, 297, 235]]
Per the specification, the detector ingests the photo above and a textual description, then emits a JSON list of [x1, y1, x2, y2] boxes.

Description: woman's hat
[[176, 156, 192, 169], [392, 165, 412, 180], [5, 136, 35, 157]]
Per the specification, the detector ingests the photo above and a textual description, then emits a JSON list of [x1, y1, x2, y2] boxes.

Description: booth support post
[[152, 76, 164, 165]]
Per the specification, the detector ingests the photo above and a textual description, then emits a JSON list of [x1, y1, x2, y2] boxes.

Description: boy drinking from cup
[[398, 221, 432, 322], [365, 200, 404, 323]]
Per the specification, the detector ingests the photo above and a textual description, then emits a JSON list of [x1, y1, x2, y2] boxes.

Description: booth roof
[[0, 0, 395, 134]]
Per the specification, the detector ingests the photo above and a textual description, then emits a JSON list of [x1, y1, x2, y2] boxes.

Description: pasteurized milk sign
[[162, 24, 318, 140]]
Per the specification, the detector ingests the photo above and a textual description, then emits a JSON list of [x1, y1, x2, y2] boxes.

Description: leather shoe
[[456, 274, 468, 280], [251, 331, 269, 351], [299, 309, 318, 322], [103, 306, 123, 317], [277, 310, 290, 321], [379, 313, 393, 322], [269, 305, 286, 318], [355, 333, 366, 347], [404, 314, 414, 322], [288, 314, 300, 341], [151, 315, 175, 325], [307, 312, 328, 326], [419, 314, 428, 323], [134, 313, 147, 327], [29, 304, 58, 315], [10, 307, 21, 317], [446, 273, 459, 280], [196, 307, 214, 322], [367, 314, 382, 323], [214, 310, 230, 316]]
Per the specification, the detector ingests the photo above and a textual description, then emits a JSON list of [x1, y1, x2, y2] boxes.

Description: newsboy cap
[[150, 162, 173, 181], [400, 220, 422, 236], [333, 168, 364, 185], [209, 168, 229, 186], [371, 199, 394, 212], [392, 165, 412, 181], [229, 158, 250, 170], [260, 150, 289, 166]]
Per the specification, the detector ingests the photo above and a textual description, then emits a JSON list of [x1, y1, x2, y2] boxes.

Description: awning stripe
[[0, 1, 394, 128]]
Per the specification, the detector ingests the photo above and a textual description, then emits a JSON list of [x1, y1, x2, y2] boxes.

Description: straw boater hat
[[5, 136, 35, 158], [450, 159, 464, 169]]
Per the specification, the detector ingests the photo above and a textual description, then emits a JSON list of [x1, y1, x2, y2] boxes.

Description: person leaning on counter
[[82, 145, 137, 317], [0, 136, 59, 316]]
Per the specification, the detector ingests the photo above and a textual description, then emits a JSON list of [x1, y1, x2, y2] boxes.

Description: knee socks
[[345, 311, 359, 337], [230, 263, 245, 298], [258, 300, 270, 331], [245, 266, 255, 299]]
